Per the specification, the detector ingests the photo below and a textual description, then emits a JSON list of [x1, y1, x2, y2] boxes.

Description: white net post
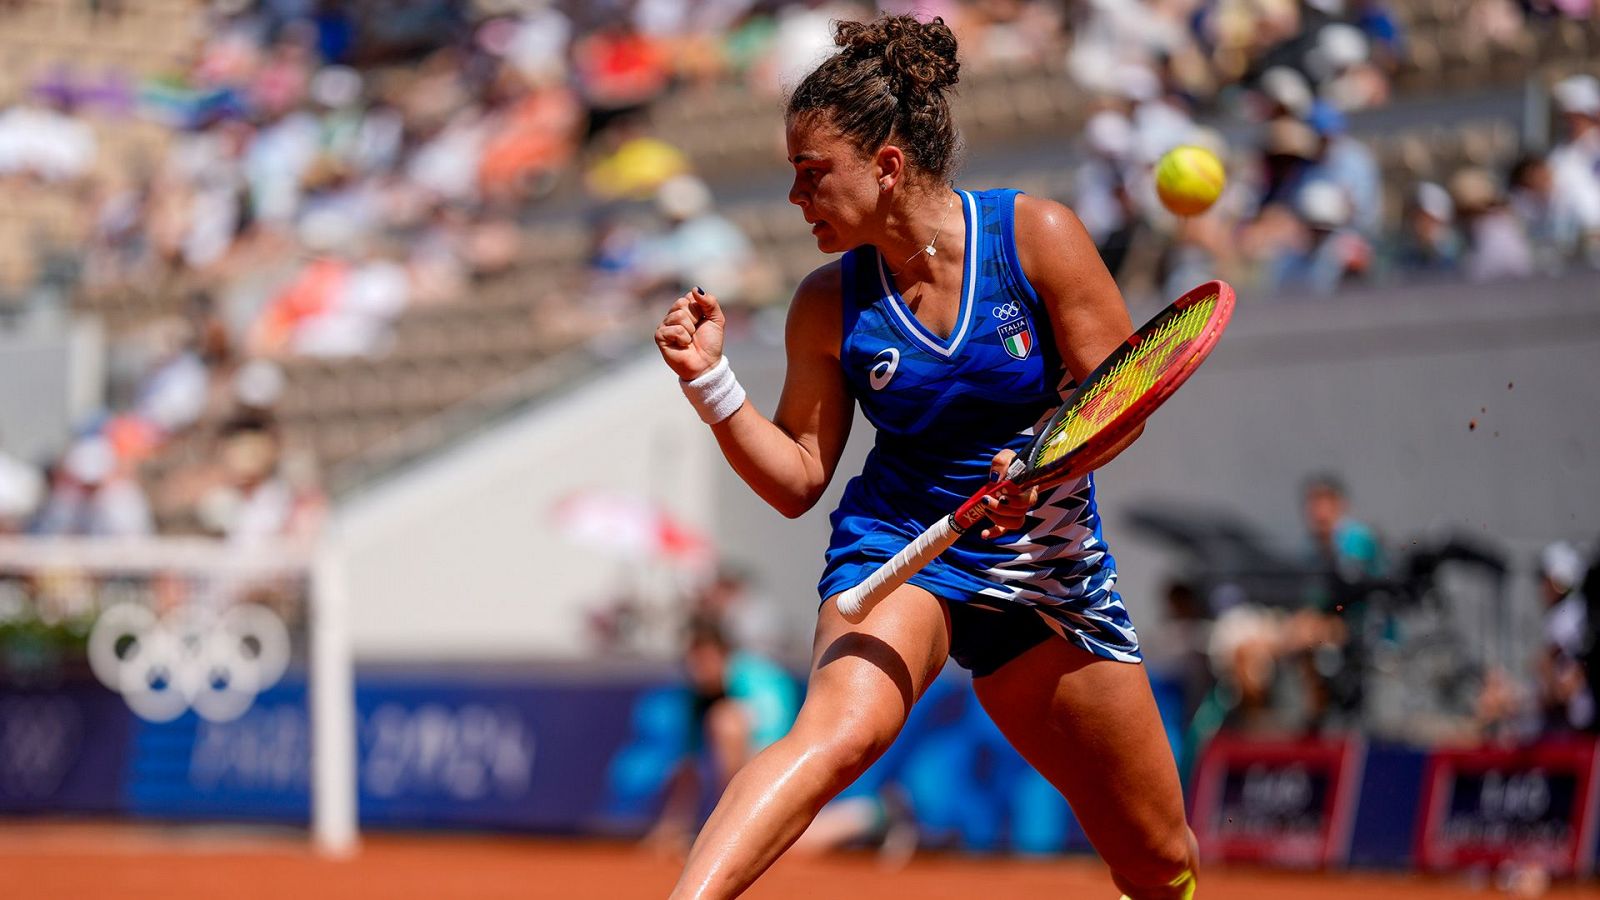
[[0, 536, 358, 852], [311, 531, 358, 856]]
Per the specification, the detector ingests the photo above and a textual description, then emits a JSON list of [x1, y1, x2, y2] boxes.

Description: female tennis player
[[653, 14, 1196, 899]]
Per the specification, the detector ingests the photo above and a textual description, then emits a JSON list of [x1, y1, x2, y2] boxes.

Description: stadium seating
[[2, 1, 1597, 533]]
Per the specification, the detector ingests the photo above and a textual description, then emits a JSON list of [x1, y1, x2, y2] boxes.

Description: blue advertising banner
[[356, 676, 642, 831], [0, 680, 132, 813], [1347, 742, 1427, 869], [127, 677, 313, 822], [123, 672, 647, 832]]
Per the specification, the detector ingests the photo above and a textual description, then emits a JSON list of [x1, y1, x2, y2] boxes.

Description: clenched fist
[[655, 287, 725, 380]]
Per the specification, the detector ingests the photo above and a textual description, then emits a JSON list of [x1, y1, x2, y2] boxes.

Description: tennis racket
[[835, 279, 1236, 623]]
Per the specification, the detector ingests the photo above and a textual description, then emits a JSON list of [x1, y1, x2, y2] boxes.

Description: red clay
[[4, 822, 1599, 899]]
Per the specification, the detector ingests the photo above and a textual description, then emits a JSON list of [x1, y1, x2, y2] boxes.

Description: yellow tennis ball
[[1155, 146, 1226, 217]]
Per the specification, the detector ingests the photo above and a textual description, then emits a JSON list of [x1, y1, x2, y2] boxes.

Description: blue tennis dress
[[817, 188, 1140, 665]]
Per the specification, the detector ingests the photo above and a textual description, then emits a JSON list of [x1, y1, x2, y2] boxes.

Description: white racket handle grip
[[834, 516, 963, 623]]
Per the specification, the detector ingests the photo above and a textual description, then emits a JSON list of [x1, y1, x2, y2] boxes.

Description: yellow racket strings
[[1035, 293, 1218, 469]]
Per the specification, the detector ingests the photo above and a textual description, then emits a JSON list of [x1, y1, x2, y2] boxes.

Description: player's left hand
[[980, 449, 1037, 540]]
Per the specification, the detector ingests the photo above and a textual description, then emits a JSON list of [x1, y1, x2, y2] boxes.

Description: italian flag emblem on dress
[[998, 318, 1033, 360]]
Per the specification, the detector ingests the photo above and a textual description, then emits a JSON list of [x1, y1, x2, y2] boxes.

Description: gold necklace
[[901, 193, 955, 269]]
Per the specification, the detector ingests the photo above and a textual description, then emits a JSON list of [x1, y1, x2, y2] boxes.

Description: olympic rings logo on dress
[[991, 302, 1023, 320], [87, 602, 291, 723]]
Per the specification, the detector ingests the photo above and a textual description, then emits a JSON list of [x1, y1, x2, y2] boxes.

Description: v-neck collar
[[874, 189, 976, 360]]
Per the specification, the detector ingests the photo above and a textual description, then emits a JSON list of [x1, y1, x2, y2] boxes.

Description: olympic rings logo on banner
[[87, 603, 291, 723], [991, 302, 1022, 320]]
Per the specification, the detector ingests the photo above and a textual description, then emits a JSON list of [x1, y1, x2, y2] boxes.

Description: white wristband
[[681, 356, 746, 425]]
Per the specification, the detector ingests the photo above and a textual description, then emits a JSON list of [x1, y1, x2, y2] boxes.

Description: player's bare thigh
[[973, 638, 1192, 881], [801, 586, 953, 728]]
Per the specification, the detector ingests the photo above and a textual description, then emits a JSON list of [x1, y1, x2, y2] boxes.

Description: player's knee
[[811, 719, 896, 783], [1110, 827, 1196, 897]]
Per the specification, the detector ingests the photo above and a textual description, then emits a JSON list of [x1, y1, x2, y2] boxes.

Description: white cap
[[1085, 110, 1135, 159], [656, 174, 712, 220], [235, 359, 287, 408], [1298, 180, 1351, 228], [310, 66, 363, 109], [64, 436, 116, 485], [298, 207, 362, 254], [1416, 181, 1454, 220], [1313, 24, 1369, 79], [1260, 66, 1313, 118], [1542, 541, 1585, 592], [1553, 74, 1600, 117], [0, 454, 43, 520], [1115, 63, 1161, 103]]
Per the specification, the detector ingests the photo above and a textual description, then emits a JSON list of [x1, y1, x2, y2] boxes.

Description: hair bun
[[834, 14, 959, 97]]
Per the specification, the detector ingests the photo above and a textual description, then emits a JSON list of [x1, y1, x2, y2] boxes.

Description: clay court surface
[[5, 822, 1600, 899]]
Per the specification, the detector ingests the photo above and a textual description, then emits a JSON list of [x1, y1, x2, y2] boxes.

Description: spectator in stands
[[1204, 599, 1306, 737], [1263, 179, 1372, 295], [0, 96, 96, 183], [686, 564, 797, 664], [1547, 74, 1600, 267], [584, 113, 692, 201], [34, 436, 152, 537], [639, 174, 764, 308], [1308, 22, 1389, 112], [1395, 180, 1462, 272], [1536, 540, 1593, 733], [758, 0, 852, 96], [1299, 471, 1384, 731], [1255, 63, 1312, 120], [1303, 472, 1383, 585], [0, 435, 43, 535], [476, 69, 584, 206], [1255, 116, 1322, 215], [131, 319, 210, 436], [646, 617, 799, 854], [1347, 0, 1405, 70], [196, 417, 320, 544], [494, 0, 573, 85], [572, 18, 672, 136], [1449, 166, 1535, 282], [1148, 580, 1217, 727], [1507, 152, 1566, 273], [1073, 110, 1139, 278], [1580, 539, 1600, 731], [1306, 101, 1382, 239]]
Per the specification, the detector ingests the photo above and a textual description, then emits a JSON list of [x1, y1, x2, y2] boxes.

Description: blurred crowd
[[0, 0, 1596, 540], [1065, 1, 1600, 299], [1139, 472, 1600, 764]]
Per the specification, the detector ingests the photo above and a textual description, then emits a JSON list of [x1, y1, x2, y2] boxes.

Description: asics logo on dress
[[992, 302, 1022, 320], [868, 347, 899, 391]]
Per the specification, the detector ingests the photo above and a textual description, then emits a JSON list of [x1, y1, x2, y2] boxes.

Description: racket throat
[[952, 481, 1009, 532]]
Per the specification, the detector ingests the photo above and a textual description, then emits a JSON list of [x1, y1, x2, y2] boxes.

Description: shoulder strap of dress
[[995, 188, 1044, 310], [838, 246, 867, 351]]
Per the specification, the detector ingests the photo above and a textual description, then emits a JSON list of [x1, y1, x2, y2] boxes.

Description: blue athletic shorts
[[818, 509, 1142, 677]]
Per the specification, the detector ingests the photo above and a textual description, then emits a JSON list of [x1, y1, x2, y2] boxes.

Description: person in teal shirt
[[645, 618, 799, 853], [1300, 473, 1386, 731]]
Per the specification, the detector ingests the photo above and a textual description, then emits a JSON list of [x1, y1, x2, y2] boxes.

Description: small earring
[[880, 180, 890, 190]]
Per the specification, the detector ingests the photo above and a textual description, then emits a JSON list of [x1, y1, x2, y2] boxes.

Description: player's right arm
[[654, 264, 853, 519]]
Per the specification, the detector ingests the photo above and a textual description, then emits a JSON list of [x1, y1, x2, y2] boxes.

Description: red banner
[[1192, 733, 1366, 868], [1415, 738, 1600, 876]]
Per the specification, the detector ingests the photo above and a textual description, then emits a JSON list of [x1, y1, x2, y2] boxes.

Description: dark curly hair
[[786, 14, 962, 183]]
